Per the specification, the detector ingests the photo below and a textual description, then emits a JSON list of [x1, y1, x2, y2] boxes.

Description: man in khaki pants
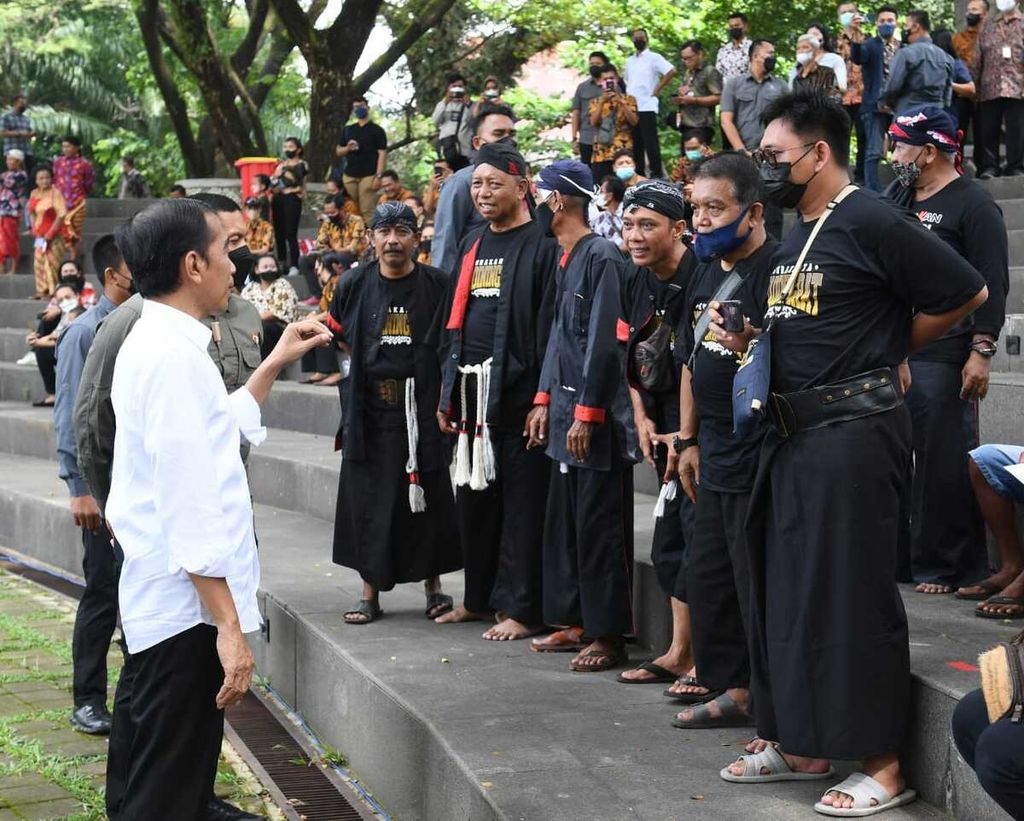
[[337, 96, 388, 223]]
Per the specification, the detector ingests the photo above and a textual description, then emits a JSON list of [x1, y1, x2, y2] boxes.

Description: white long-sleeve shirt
[[106, 299, 267, 654]]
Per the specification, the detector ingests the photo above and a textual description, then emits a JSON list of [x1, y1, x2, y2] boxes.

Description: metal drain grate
[[226, 691, 372, 821]]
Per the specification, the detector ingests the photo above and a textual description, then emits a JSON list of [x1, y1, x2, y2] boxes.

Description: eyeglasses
[[751, 142, 816, 169]]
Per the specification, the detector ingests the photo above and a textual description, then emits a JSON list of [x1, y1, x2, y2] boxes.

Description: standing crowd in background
[[2, 3, 1024, 819]]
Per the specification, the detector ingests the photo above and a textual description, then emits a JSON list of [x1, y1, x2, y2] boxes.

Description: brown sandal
[[570, 644, 627, 673]]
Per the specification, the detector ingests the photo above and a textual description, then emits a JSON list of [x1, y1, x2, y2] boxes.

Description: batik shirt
[[240, 278, 298, 324], [0, 170, 27, 217], [53, 155, 95, 210]]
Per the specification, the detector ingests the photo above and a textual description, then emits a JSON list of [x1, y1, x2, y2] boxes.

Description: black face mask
[[258, 266, 280, 282], [633, 38, 647, 50], [966, 12, 982, 25], [759, 149, 818, 209], [535, 201, 556, 238], [284, 149, 297, 159], [589, 64, 605, 78], [228, 246, 254, 290], [763, 55, 778, 73], [729, 26, 745, 40], [420, 238, 432, 254]]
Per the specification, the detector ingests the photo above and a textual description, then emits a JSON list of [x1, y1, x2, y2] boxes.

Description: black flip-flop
[[663, 679, 726, 704], [344, 599, 382, 625], [32, 399, 55, 408], [955, 579, 1002, 601], [425, 592, 454, 619], [671, 693, 754, 729], [976, 595, 1024, 619], [617, 661, 679, 684]]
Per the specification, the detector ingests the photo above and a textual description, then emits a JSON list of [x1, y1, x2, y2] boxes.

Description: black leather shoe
[[69, 704, 112, 735], [206, 798, 267, 821], [978, 169, 998, 180]]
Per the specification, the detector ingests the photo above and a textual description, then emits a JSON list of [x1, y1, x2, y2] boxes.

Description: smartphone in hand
[[718, 300, 745, 333]]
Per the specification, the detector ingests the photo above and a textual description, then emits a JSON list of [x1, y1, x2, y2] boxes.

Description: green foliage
[[92, 130, 186, 198]]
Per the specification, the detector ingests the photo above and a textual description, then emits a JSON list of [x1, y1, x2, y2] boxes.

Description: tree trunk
[[307, 64, 352, 179]]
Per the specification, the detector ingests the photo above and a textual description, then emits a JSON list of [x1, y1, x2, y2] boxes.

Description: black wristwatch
[[970, 340, 998, 358], [672, 435, 699, 454]]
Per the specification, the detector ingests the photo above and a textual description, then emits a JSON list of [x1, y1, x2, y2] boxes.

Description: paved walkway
[[0, 568, 283, 821]]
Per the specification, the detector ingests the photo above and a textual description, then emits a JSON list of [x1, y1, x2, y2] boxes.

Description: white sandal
[[814, 772, 917, 817], [720, 744, 836, 783]]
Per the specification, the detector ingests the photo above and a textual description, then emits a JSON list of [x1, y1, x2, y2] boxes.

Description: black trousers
[[106, 624, 224, 821], [631, 111, 664, 177], [906, 358, 985, 587], [299, 254, 320, 299], [35, 347, 55, 394], [542, 457, 634, 637], [648, 455, 694, 601], [456, 430, 551, 623], [746, 408, 911, 759], [952, 688, 1024, 819], [687, 486, 753, 691], [301, 344, 339, 375], [590, 160, 614, 185], [260, 318, 285, 360], [72, 529, 122, 708], [844, 103, 865, 183], [580, 143, 594, 165], [953, 96, 978, 145], [272, 192, 302, 269], [978, 97, 1024, 175]]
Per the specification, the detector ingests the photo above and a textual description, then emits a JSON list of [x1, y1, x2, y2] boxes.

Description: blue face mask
[[615, 166, 636, 181], [354, 106, 369, 119], [877, 22, 896, 38], [693, 207, 751, 263], [685, 149, 704, 162]]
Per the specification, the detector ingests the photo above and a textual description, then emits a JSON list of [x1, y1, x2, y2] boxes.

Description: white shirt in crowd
[[106, 299, 267, 654], [624, 48, 674, 112]]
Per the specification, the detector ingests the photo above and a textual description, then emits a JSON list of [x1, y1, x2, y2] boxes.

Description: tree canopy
[[0, 0, 958, 193]]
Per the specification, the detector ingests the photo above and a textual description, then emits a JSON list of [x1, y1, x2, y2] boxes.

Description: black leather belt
[[768, 366, 903, 438], [371, 378, 406, 408]]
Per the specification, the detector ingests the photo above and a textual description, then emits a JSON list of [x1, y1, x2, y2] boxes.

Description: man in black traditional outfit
[[715, 89, 986, 817], [615, 180, 697, 688], [434, 142, 560, 640], [526, 159, 639, 672], [327, 202, 460, 624]]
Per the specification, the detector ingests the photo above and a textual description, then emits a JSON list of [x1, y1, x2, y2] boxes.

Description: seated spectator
[[56, 259, 96, 307], [27, 279, 83, 406], [417, 222, 434, 264], [240, 253, 298, 358], [167, 184, 186, 198], [952, 687, 1024, 818], [316, 195, 367, 256], [591, 174, 626, 249], [300, 251, 351, 386], [792, 33, 842, 100], [403, 194, 428, 230], [589, 63, 639, 181], [423, 158, 452, 217], [612, 149, 647, 187], [376, 169, 414, 204], [959, 444, 1024, 616], [933, 28, 977, 109], [243, 197, 276, 256], [670, 133, 715, 195]]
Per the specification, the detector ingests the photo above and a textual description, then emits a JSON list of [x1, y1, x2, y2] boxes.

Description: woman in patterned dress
[[28, 165, 66, 299]]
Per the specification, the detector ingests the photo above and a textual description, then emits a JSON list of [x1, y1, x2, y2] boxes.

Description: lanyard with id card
[[1004, 45, 1014, 59]]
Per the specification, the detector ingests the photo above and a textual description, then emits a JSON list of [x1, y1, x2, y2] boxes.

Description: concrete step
[[0, 447, 997, 820], [0, 299, 54, 332]]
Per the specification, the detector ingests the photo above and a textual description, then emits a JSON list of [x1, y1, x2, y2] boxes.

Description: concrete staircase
[[0, 189, 1021, 819]]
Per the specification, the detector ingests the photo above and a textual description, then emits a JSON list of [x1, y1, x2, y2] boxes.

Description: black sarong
[[746, 407, 912, 760], [333, 415, 460, 591], [649, 454, 694, 601]]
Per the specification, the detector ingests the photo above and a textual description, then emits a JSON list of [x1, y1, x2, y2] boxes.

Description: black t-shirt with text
[[677, 239, 776, 492], [341, 121, 388, 179], [909, 175, 1008, 363], [765, 188, 985, 394], [365, 273, 417, 380], [461, 223, 531, 365]]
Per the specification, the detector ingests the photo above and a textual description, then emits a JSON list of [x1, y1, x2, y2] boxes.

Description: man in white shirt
[[624, 27, 676, 177], [103, 198, 331, 821]]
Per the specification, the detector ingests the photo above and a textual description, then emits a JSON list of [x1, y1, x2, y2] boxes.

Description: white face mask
[[59, 298, 78, 314], [997, 0, 1017, 12], [594, 193, 609, 210], [796, 51, 814, 65]]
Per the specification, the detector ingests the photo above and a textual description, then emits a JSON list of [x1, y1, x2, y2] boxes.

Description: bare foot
[[319, 372, 342, 386], [435, 604, 489, 624], [744, 737, 776, 754], [619, 651, 687, 682], [958, 567, 1022, 599], [530, 626, 585, 652], [820, 754, 903, 810], [482, 618, 545, 641], [915, 582, 954, 594]]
